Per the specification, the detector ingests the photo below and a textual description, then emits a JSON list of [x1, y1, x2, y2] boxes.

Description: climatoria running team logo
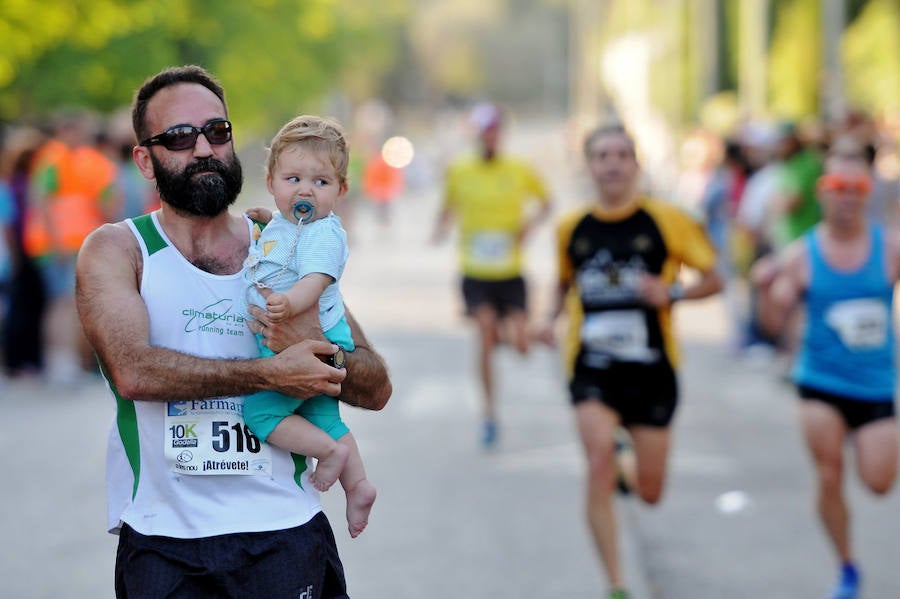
[[182, 299, 248, 337]]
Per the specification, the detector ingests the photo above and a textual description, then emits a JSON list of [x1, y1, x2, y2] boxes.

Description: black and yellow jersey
[[555, 196, 716, 376]]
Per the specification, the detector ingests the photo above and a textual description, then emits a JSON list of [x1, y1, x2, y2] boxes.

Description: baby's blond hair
[[266, 115, 349, 186]]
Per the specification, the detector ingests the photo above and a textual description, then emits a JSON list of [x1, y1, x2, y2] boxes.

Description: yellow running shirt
[[443, 156, 549, 280]]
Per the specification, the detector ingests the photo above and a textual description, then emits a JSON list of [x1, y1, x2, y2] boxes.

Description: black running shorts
[[797, 385, 896, 430], [569, 358, 679, 427], [114, 512, 347, 598], [461, 275, 527, 317]]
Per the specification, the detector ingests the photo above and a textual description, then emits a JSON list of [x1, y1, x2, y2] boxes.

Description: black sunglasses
[[140, 119, 233, 151]]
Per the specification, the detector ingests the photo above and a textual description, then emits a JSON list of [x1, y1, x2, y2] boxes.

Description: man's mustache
[[185, 158, 229, 177]]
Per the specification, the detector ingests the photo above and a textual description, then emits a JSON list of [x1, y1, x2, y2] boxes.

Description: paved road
[[4, 126, 900, 598]]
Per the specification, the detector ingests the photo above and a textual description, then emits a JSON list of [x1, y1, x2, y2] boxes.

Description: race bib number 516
[[165, 399, 273, 476]]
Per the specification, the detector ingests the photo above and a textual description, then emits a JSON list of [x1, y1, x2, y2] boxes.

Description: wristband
[[668, 282, 685, 303]]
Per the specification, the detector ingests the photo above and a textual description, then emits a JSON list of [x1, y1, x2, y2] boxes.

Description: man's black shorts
[[461, 275, 527, 317], [114, 511, 347, 598], [569, 358, 679, 427], [798, 384, 896, 430]]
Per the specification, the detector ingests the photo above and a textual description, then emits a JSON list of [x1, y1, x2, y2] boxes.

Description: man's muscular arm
[[76, 223, 344, 402]]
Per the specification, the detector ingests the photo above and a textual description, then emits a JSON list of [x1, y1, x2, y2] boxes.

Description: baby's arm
[[267, 273, 332, 323]]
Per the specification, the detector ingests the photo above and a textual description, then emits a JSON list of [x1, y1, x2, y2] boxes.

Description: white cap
[[469, 102, 502, 132]]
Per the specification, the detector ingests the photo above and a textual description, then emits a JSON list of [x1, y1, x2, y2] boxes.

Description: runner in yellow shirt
[[432, 103, 552, 447]]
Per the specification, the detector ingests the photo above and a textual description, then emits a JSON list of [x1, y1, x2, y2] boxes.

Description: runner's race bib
[[468, 231, 514, 269], [581, 310, 656, 363], [825, 298, 889, 350], [164, 398, 273, 476]]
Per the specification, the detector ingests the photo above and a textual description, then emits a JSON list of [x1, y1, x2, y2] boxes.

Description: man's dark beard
[[152, 153, 243, 217]]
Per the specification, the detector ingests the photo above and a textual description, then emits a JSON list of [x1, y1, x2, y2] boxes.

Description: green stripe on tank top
[[132, 213, 168, 256], [99, 362, 141, 499], [292, 453, 308, 489]]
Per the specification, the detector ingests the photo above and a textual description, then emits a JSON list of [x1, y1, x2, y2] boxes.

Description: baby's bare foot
[[346, 479, 377, 538], [310, 443, 349, 492]]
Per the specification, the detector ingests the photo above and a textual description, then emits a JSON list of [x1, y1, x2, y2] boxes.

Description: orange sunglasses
[[817, 173, 873, 194]]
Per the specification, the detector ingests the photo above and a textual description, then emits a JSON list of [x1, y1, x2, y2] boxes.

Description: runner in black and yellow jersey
[[432, 103, 552, 447], [538, 124, 722, 599]]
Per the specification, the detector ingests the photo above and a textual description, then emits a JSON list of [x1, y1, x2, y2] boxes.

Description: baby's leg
[[267, 415, 349, 491], [338, 433, 377, 538]]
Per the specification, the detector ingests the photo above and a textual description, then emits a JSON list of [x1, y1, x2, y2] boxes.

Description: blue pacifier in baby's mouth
[[293, 200, 315, 223]]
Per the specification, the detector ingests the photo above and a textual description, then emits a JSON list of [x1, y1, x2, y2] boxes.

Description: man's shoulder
[[78, 220, 141, 269], [85, 220, 138, 246]]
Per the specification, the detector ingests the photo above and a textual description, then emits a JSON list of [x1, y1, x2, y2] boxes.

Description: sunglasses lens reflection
[[164, 127, 200, 150], [205, 121, 231, 144]]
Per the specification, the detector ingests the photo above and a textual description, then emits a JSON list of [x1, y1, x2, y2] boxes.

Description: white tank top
[[105, 211, 321, 538]]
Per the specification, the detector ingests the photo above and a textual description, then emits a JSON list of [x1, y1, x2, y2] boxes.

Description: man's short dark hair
[[826, 133, 878, 167], [583, 123, 636, 159], [132, 65, 226, 142]]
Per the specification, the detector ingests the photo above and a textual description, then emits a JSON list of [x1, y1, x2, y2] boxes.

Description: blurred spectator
[[333, 140, 364, 235], [770, 121, 823, 250], [362, 149, 404, 226], [701, 137, 746, 268], [675, 127, 721, 215], [733, 122, 783, 353], [734, 122, 782, 267], [0, 126, 46, 377], [700, 137, 750, 350], [835, 111, 900, 227], [100, 108, 159, 221], [872, 131, 900, 226], [0, 132, 14, 343], [24, 110, 116, 384]]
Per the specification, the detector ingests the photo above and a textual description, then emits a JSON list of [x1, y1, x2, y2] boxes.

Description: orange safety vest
[[23, 140, 115, 257]]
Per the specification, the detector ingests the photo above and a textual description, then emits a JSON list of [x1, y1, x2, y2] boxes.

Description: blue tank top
[[792, 225, 895, 400]]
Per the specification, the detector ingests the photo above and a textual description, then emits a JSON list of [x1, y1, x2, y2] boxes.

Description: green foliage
[[718, 0, 744, 93], [599, 0, 697, 125], [768, 0, 821, 120], [0, 0, 407, 137], [843, 0, 900, 116]]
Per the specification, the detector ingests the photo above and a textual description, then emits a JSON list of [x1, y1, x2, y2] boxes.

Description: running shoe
[[608, 589, 631, 599], [482, 419, 498, 448], [830, 562, 860, 599]]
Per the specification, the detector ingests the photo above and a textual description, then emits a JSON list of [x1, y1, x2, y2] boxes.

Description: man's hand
[[750, 254, 779, 290], [638, 273, 671, 308], [532, 321, 557, 347], [267, 339, 346, 398], [248, 287, 392, 411]]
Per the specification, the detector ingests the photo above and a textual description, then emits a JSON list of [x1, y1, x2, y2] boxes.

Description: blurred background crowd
[[0, 0, 898, 385]]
